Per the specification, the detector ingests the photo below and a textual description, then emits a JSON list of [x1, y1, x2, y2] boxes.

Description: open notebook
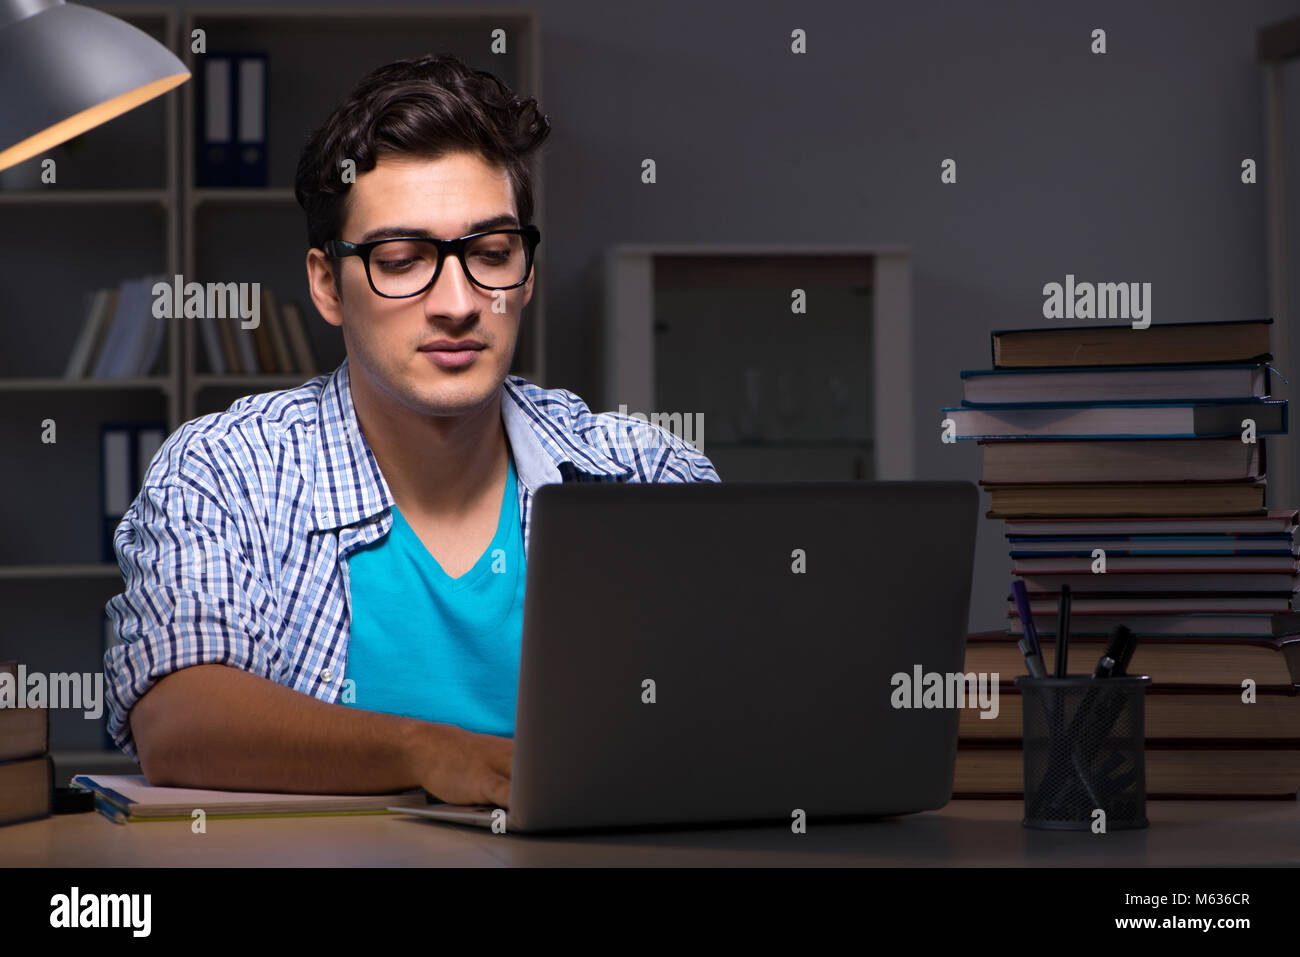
[[72, 774, 430, 822]]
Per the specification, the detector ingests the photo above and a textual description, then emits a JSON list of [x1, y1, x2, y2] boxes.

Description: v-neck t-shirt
[[340, 450, 526, 736]]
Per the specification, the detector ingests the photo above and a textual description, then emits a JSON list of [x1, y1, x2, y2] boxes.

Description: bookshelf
[[0, 5, 543, 775], [0, 7, 178, 776], [602, 245, 913, 482]]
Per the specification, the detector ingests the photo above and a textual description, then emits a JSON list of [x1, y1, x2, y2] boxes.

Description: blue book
[[942, 398, 1287, 440], [960, 362, 1271, 405]]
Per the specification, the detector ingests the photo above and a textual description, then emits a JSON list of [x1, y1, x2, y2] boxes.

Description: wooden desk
[[3, 799, 1297, 866]]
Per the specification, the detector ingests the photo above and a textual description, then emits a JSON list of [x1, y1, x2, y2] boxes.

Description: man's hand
[[405, 722, 513, 808]]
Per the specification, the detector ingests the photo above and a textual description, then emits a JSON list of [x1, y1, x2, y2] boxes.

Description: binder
[[100, 426, 130, 562], [100, 421, 169, 562], [236, 53, 267, 187], [197, 56, 236, 187]]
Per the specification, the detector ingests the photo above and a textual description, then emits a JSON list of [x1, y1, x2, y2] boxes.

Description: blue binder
[[235, 53, 267, 187], [196, 55, 235, 186], [196, 52, 267, 187]]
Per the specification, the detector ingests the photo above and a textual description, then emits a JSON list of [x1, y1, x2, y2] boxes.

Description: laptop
[[392, 479, 979, 833]]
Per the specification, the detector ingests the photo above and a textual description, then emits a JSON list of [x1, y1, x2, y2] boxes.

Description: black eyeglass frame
[[323, 224, 541, 298]]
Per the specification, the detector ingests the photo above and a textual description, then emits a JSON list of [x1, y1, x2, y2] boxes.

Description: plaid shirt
[[103, 358, 720, 761]]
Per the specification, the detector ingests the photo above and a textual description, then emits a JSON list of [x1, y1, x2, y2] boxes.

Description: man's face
[[307, 150, 534, 418]]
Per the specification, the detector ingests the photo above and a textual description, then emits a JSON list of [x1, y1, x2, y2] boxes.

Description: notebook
[[71, 774, 429, 822]]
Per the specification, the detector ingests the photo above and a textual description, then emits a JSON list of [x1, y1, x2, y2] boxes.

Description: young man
[[104, 54, 719, 809]]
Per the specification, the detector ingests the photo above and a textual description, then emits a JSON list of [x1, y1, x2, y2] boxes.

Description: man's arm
[[105, 456, 511, 807], [130, 663, 512, 807]]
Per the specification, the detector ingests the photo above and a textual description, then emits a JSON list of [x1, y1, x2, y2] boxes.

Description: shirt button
[[321, 668, 334, 683]]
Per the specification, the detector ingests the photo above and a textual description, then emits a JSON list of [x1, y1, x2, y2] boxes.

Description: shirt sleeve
[[653, 429, 721, 483], [103, 478, 287, 762], [584, 408, 722, 484]]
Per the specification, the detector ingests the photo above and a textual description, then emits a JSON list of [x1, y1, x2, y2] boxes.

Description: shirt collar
[[310, 357, 631, 532]]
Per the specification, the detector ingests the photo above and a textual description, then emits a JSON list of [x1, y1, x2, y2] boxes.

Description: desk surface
[[3, 799, 1298, 866]]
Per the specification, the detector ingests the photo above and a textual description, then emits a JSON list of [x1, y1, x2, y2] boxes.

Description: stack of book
[[64, 275, 169, 378], [64, 280, 320, 379], [943, 318, 1300, 797], [0, 661, 53, 826], [197, 287, 319, 376]]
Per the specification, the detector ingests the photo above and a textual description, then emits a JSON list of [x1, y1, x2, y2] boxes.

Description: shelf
[[184, 8, 508, 23], [0, 376, 172, 392], [0, 564, 121, 580], [190, 187, 296, 206], [196, 374, 318, 388], [0, 189, 169, 206], [705, 440, 875, 449], [198, 370, 541, 388]]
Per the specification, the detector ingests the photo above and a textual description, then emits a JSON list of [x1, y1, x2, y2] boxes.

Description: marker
[[1055, 584, 1071, 678], [1091, 625, 1131, 679], [1113, 626, 1140, 676], [1018, 637, 1048, 678], [1011, 580, 1048, 678]]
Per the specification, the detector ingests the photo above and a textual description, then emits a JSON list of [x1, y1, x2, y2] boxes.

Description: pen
[[1055, 584, 1071, 678], [1011, 580, 1048, 678], [1046, 583, 1072, 812], [92, 794, 128, 825]]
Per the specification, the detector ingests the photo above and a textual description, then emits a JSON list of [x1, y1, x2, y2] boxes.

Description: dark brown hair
[[294, 53, 550, 279]]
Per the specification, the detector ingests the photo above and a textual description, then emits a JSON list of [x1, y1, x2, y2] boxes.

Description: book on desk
[[0, 660, 53, 828], [946, 318, 1300, 799]]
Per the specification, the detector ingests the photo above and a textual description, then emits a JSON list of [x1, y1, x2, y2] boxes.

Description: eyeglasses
[[323, 225, 541, 298]]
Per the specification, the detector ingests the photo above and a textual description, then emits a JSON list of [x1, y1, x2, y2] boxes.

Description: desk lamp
[[0, 0, 189, 172]]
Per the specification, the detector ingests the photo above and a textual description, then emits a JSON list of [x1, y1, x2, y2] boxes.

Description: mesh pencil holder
[[1013, 674, 1150, 831]]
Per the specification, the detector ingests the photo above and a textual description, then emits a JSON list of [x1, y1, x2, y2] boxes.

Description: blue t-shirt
[[341, 450, 526, 736]]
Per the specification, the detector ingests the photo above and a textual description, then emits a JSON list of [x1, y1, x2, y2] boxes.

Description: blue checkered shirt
[[103, 358, 720, 761]]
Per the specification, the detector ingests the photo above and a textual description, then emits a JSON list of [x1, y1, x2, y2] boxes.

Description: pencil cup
[[1013, 675, 1150, 831]]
